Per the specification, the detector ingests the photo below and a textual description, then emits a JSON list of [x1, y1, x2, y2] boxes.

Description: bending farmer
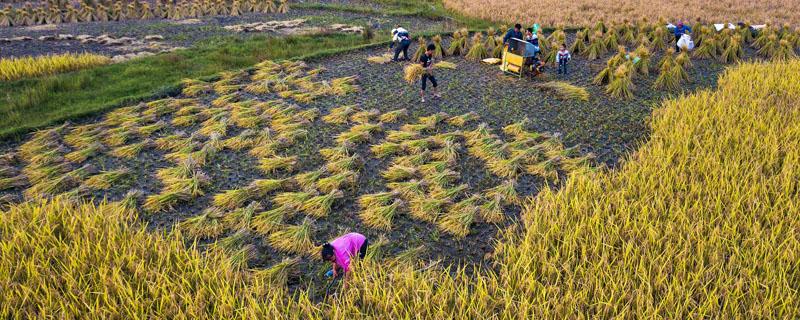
[[390, 25, 411, 61], [673, 21, 692, 51], [321, 232, 369, 287]]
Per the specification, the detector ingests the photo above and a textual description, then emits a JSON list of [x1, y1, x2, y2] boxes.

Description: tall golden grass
[[2, 60, 799, 317], [443, 0, 800, 27], [0, 53, 111, 82]]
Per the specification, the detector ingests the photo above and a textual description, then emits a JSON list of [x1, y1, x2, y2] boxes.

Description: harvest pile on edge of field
[[416, 22, 800, 100], [443, 0, 800, 28], [0, 52, 111, 81], [2, 59, 798, 318], [0, 0, 289, 27]]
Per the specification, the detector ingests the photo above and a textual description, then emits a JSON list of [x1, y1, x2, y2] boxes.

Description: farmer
[[503, 23, 524, 52], [673, 21, 692, 51], [525, 27, 539, 47], [321, 232, 369, 288], [390, 24, 411, 61], [419, 43, 441, 103]]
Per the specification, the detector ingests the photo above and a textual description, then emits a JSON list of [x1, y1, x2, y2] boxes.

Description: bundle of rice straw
[[434, 61, 457, 69], [404, 64, 425, 84], [367, 53, 394, 64]]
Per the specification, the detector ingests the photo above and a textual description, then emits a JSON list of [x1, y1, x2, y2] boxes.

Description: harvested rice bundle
[[693, 35, 718, 60], [268, 218, 315, 255], [412, 37, 427, 62], [654, 56, 681, 90], [479, 196, 505, 223], [432, 35, 446, 58], [586, 31, 606, 60], [606, 64, 635, 99], [258, 155, 297, 174], [363, 235, 389, 261], [222, 201, 263, 231], [181, 79, 212, 97], [323, 105, 359, 124], [367, 53, 394, 64], [466, 33, 489, 61], [486, 154, 527, 178], [321, 153, 359, 173], [110, 139, 152, 159], [387, 179, 426, 199], [350, 109, 380, 124], [358, 191, 398, 208], [650, 26, 668, 51], [447, 111, 479, 127], [320, 142, 355, 162], [273, 191, 317, 214], [434, 61, 457, 69], [64, 142, 104, 163], [389, 245, 426, 265], [82, 168, 130, 190], [448, 29, 467, 56], [382, 165, 418, 181], [371, 142, 404, 158], [316, 170, 357, 193], [293, 169, 325, 189], [526, 157, 560, 181], [772, 39, 798, 61], [408, 195, 449, 223], [570, 29, 588, 54], [438, 195, 479, 238], [429, 183, 468, 200], [252, 257, 300, 289], [360, 199, 404, 230], [301, 189, 344, 218], [404, 64, 425, 84], [379, 108, 408, 123], [252, 206, 288, 235], [536, 81, 590, 102], [176, 207, 226, 238], [632, 45, 651, 75], [484, 179, 520, 205], [675, 51, 692, 69]]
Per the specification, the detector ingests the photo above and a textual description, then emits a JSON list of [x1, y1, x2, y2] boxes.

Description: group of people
[[503, 23, 572, 75], [391, 24, 441, 102]]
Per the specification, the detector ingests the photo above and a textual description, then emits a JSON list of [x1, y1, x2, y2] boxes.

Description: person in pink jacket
[[321, 232, 369, 287]]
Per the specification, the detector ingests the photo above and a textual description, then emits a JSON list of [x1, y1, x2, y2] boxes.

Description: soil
[[0, 7, 456, 58], [0, 8, 776, 297]]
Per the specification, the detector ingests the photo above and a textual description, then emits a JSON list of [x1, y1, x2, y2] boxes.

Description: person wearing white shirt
[[390, 25, 411, 61]]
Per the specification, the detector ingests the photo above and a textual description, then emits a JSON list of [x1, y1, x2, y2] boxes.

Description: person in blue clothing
[[673, 21, 692, 51], [503, 23, 524, 52]]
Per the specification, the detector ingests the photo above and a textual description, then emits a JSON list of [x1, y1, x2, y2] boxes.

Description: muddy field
[[0, 18, 772, 295], [0, 7, 457, 58]]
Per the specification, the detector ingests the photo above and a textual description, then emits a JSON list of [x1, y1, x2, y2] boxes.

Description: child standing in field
[[419, 43, 441, 103], [556, 44, 571, 75], [321, 232, 369, 288]]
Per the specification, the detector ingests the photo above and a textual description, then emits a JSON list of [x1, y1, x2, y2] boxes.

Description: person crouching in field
[[390, 25, 411, 61], [673, 21, 692, 51], [321, 232, 369, 288], [419, 44, 441, 103]]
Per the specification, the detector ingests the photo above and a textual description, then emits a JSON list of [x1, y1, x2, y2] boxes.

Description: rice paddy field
[[1, 0, 799, 318]]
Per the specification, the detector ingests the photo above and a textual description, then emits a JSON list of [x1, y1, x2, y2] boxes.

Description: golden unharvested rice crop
[[2, 60, 799, 317], [443, 0, 800, 27], [0, 53, 111, 81]]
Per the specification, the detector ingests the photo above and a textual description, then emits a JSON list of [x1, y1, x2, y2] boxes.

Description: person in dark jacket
[[390, 25, 411, 61], [673, 21, 692, 51], [503, 23, 524, 52]]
